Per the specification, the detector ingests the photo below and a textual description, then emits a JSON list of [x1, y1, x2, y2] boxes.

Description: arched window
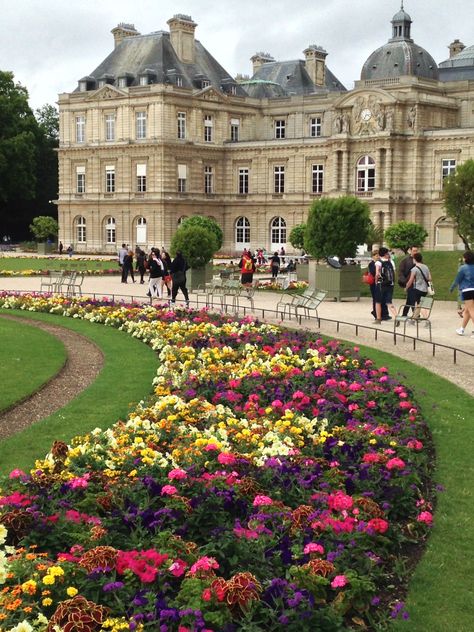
[[270, 217, 286, 250], [105, 217, 116, 244], [356, 155, 375, 192], [76, 216, 86, 243], [235, 216, 250, 248], [136, 217, 147, 244]]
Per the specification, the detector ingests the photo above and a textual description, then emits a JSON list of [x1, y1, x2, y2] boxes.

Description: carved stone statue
[[407, 105, 417, 128], [385, 108, 394, 131], [342, 113, 350, 133], [334, 113, 343, 134], [376, 108, 385, 131]]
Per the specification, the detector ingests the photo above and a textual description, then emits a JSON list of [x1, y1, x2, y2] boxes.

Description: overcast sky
[[1, 0, 474, 111]]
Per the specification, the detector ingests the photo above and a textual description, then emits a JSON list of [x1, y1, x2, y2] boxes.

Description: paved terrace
[[1, 271, 473, 396]]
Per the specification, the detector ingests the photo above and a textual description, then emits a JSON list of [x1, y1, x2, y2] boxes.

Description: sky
[[1, 0, 474, 111]]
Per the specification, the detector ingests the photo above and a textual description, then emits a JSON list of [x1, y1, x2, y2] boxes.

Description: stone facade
[[57, 10, 474, 254]]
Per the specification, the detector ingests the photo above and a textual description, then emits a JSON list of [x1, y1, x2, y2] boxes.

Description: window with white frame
[[274, 119, 286, 139], [136, 164, 146, 192], [202, 79, 211, 88], [271, 217, 287, 245], [136, 217, 147, 244], [177, 112, 186, 139], [235, 216, 250, 245], [76, 165, 86, 193], [75, 116, 85, 143], [105, 114, 115, 141], [178, 164, 187, 193], [139, 75, 149, 86], [312, 164, 324, 194], [76, 216, 86, 243], [204, 166, 214, 194], [105, 165, 115, 193], [310, 116, 322, 137], [136, 111, 146, 139], [442, 159, 456, 181], [118, 77, 127, 88], [105, 217, 116, 244], [238, 167, 249, 194], [176, 76, 183, 87], [356, 155, 375, 192], [230, 118, 240, 142], [274, 165, 285, 193], [204, 115, 213, 142]]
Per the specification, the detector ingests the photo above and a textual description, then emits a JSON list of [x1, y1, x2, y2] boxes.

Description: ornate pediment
[[196, 86, 225, 102], [86, 85, 127, 101], [332, 88, 397, 136]]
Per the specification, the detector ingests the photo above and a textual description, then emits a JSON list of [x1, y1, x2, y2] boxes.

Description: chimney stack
[[167, 14, 197, 63], [448, 39, 465, 58], [250, 52, 275, 76], [304, 45, 328, 87], [111, 23, 139, 48]]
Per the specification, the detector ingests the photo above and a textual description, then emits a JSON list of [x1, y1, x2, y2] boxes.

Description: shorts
[[376, 284, 394, 304], [241, 273, 253, 284], [461, 290, 474, 301]]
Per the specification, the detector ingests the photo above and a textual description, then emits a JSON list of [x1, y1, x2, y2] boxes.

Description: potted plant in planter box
[[29, 215, 58, 255], [170, 223, 218, 290], [304, 196, 371, 300], [289, 223, 309, 282]]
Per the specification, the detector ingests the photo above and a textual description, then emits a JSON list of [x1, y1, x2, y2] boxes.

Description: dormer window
[[78, 76, 96, 92], [176, 76, 183, 87], [202, 80, 211, 88], [138, 69, 156, 86], [118, 74, 134, 88], [98, 74, 115, 89], [79, 81, 87, 92], [139, 75, 149, 86]]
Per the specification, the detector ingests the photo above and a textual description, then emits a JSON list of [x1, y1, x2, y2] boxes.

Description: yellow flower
[[21, 579, 37, 594], [369, 438, 377, 445], [42, 597, 53, 606], [42, 575, 55, 585], [66, 586, 78, 597]]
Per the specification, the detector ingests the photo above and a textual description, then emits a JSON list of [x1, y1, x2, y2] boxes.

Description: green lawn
[[0, 309, 159, 475], [0, 257, 117, 272], [360, 250, 463, 301], [0, 318, 67, 412]]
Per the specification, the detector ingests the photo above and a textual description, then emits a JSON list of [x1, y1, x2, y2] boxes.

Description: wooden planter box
[[296, 262, 309, 283], [309, 261, 361, 301], [37, 242, 53, 254], [186, 263, 213, 290]]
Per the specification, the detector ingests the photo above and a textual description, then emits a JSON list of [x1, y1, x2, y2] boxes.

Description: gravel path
[[0, 315, 103, 440]]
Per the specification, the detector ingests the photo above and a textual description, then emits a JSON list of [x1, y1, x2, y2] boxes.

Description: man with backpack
[[239, 250, 256, 286], [374, 247, 397, 324]]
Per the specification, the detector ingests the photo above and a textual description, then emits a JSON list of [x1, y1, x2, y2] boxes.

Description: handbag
[[362, 272, 375, 285]]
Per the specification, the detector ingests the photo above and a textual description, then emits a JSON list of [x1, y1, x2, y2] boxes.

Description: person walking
[[147, 249, 163, 298], [374, 247, 397, 323], [239, 250, 255, 287], [270, 251, 280, 279], [136, 249, 147, 284], [169, 250, 190, 308], [368, 250, 390, 321], [403, 252, 431, 323], [121, 250, 135, 283], [58, 241, 63, 255], [161, 251, 172, 298], [397, 246, 418, 316], [450, 250, 474, 337], [118, 243, 128, 270]]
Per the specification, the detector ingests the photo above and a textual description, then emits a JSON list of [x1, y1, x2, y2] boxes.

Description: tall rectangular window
[[312, 164, 324, 193], [136, 112, 146, 139], [178, 164, 187, 192], [105, 165, 115, 193], [204, 165, 213, 194], [177, 112, 186, 139], [274, 119, 286, 139], [204, 115, 213, 142], [76, 166, 86, 193], [274, 166, 285, 193], [238, 168, 249, 194], [105, 114, 115, 141], [76, 217, 86, 243], [75, 116, 85, 143], [136, 164, 146, 192], [442, 159, 456, 180], [230, 118, 240, 142], [310, 116, 322, 137]]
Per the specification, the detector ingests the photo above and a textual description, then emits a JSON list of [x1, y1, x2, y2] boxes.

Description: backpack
[[244, 257, 254, 272], [379, 260, 394, 287]]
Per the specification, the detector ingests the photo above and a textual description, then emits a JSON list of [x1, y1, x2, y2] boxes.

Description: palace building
[[57, 6, 474, 253]]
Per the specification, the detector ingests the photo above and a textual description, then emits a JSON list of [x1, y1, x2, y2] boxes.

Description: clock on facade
[[361, 108, 372, 121]]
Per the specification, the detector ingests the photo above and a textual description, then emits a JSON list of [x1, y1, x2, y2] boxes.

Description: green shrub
[[384, 221, 428, 254], [180, 215, 223, 250], [289, 223, 306, 250], [170, 225, 218, 268]]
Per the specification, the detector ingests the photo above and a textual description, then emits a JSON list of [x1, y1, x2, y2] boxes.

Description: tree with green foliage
[[180, 215, 223, 250], [289, 223, 306, 250], [443, 159, 474, 250], [170, 225, 218, 268], [384, 221, 428, 254], [29, 216, 58, 241], [304, 196, 371, 262]]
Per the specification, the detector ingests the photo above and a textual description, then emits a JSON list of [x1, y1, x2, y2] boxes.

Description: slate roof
[[250, 59, 346, 96], [361, 40, 438, 81], [74, 31, 248, 96], [439, 44, 474, 82]]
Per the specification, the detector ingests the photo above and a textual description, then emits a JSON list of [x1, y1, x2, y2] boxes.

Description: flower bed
[[0, 269, 119, 277], [0, 293, 434, 631]]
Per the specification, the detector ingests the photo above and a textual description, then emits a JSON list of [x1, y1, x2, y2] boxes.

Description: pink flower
[[168, 469, 187, 480], [292, 390, 306, 399], [399, 401, 412, 409], [303, 543, 324, 555], [8, 469, 27, 479], [386, 458, 406, 470], [417, 511, 433, 525], [271, 399, 283, 408], [406, 439, 423, 451], [189, 556, 219, 575], [168, 558, 188, 577], [253, 495, 273, 506], [69, 475, 90, 488], [161, 485, 178, 496], [331, 575, 348, 588], [203, 444, 219, 451], [218, 452, 237, 465], [367, 518, 389, 533], [327, 491, 353, 512]]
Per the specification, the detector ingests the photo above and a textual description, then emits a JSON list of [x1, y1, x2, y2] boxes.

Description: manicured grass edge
[[0, 309, 159, 475], [330, 339, 474, 632]]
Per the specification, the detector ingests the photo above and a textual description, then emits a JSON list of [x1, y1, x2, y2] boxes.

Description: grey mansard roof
[[250, 59, 346, 96], [75, 31, 248, 96], [439, 44, 474, 82]]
